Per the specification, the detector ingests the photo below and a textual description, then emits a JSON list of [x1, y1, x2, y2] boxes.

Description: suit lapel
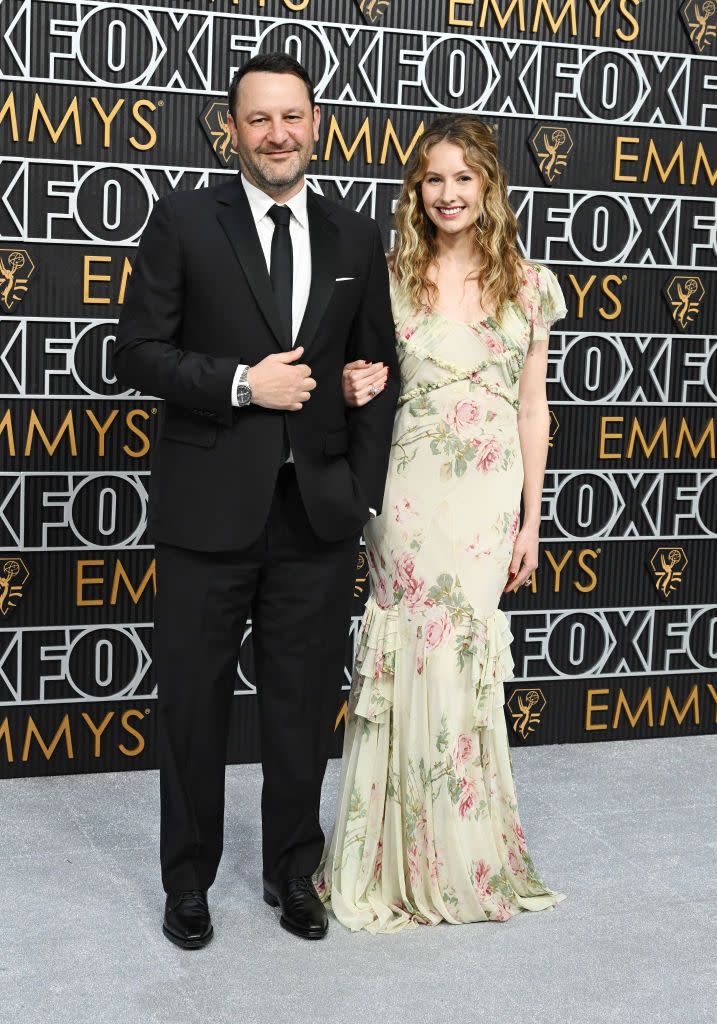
[[295, 191, 338, 354], [215, 176, 288, 350], [215, 177, 338, 354]]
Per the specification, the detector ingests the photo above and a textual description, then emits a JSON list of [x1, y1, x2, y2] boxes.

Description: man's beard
[[239, 144, 313, 193]]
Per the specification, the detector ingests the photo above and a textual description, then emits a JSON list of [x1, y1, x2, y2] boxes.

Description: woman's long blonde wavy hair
[[389, 115, 524, 316]]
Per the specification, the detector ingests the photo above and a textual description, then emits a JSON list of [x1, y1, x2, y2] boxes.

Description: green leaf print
[[455, 634, 477, 672], [394, 447, 417, 474], [488, 869, 514, 899], [408, 395, 438, 418], [347, 786, 366, 822], [442, 888, 460, 909], [492, 511, 513, 538], [473, 799, 489, 821], [427, 574, 473, 627], [440, 462, 453, 482], [500, 447, 515, 472], [436, 714, 449, 754], [447, 773, 462, 805]]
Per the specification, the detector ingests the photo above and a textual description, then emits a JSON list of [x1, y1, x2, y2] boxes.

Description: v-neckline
[[430, 308, 497, 329]]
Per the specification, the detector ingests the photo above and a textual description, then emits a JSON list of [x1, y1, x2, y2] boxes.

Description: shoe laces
[[175, 889, 207, 911], [289, 876, 315, 894]]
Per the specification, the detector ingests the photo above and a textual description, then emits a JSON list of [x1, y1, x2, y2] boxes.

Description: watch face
[[236, 383, 251, 406]]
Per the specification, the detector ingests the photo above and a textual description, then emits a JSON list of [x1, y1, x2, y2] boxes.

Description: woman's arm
[[505, 334, 550, 593]]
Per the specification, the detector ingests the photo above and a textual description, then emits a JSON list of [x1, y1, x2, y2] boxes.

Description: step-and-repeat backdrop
[[1, 0, 716, 776]]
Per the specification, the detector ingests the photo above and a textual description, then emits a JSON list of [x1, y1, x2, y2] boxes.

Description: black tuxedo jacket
[[113, 175, 399, 551]]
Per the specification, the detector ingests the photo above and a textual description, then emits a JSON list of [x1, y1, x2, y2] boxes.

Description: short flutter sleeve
[[521, 263, 567, 343]]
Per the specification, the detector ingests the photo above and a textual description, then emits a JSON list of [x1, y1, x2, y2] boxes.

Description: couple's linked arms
[[113, 197, 395, 422], [113, 196, 399, 511]]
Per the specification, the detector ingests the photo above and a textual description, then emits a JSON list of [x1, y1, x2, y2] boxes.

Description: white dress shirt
[[230, 175, 376, 516], [231, 173, 311, 405]]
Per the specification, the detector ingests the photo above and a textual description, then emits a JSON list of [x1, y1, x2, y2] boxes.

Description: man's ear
[[227, 112, 238, 146]]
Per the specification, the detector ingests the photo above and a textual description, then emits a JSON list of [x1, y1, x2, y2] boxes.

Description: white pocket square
[[335, 276, 355, 282]]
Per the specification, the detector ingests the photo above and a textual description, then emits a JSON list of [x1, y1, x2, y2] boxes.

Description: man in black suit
[[113, 53, 398, 946]]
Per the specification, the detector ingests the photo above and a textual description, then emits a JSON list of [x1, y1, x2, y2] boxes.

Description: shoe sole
[[263, 889, 327, 940], [162, 923, 214, 950]]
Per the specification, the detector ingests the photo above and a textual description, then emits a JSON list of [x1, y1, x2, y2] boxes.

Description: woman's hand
[[504, 524, 539, 593], [342, 360, 389, 407]]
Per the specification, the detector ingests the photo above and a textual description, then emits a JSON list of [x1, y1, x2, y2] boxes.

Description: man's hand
[[247, 347, 316, 411]]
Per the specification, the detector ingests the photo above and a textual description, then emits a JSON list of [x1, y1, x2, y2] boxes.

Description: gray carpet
[[1, 735, 714, 1024]]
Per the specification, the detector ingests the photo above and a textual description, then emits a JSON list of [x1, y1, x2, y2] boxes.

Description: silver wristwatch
[[235, 365, 252, 408]]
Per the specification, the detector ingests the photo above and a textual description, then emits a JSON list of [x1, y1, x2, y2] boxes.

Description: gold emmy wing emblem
[[663, 275, 705, 329], [680, 0, 717, 52], [650, 547, 688, 599], [357, 0, 392, 23], [507, 688, 547, 739], [0, 249, 35, 312], [354, 551, 369, 598], [199, 100, 238, 167], [548, 410, 559, 449], [0, 557, 29, 616], [529, 125, 574, 185]]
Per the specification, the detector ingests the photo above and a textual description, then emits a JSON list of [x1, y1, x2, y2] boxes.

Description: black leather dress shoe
[[263, 876, 328, 940], [162, 890, 213, 949]]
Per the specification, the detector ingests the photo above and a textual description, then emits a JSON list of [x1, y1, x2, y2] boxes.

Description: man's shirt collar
[[241, 173, 308, 229]]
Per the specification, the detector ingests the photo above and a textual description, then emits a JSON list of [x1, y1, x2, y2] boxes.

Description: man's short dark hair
[[228, 53, 316, 116]]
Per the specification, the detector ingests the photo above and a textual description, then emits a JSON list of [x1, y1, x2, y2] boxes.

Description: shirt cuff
[[230, 363, 249, 407], [368, 508, 377, 517]]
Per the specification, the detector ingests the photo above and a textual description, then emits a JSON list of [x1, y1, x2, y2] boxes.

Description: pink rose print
[[375, 574, 390, 609], [452, 734, 473, 765], [373, 838, 383, 881], [493, 897, 514, 922], [373, 652, 384, 681], [393, 498, 416, 523], [457, 776, 475, 819], [408, 841, 421, 885], [313, 875, 327, 898], [447, 398, 482, 435], [467, 535, 491, 560], [416, 808, 428, 837], [473, 859, 493, 899], [473, 436, 502, 472], [508, 847, 526, 877], [524, 264, 540, 288], [519, 266, 541, 324], [513, 820, 527, 853], [404, 575, 426, 610], [403, 325, 417, 341], [425, 609, 452, 651], [393, 551, 416, 590], [509, 510, 520, 542], [484, 333, 505, 355], [428, 843, 442, 886]]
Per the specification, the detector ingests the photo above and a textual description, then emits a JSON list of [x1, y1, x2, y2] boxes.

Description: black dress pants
[[153, 464, 360, 894]]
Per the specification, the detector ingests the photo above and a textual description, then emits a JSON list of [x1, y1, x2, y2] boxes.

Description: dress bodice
[[389, 262, 567, 412]]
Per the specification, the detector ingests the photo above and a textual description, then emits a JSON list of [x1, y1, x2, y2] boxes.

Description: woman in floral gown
[[314, 115, 567, 932]]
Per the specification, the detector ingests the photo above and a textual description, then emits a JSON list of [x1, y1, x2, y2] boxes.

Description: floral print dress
[[314, 263, 568, 932]]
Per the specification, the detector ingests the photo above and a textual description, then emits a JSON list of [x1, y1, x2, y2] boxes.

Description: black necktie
[[267, 204, 293, 348]]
